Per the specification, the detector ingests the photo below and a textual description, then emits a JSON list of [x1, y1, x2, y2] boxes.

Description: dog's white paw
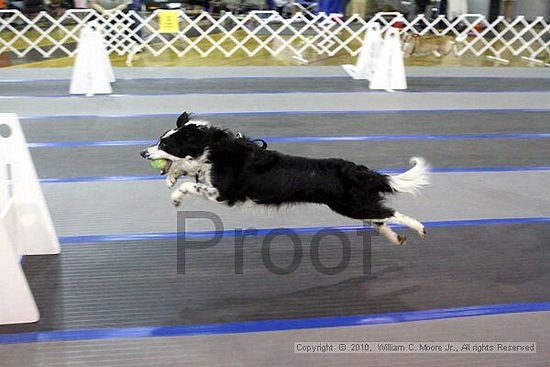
[[170, 190, 185, 207], [166, 176, 177, 189]]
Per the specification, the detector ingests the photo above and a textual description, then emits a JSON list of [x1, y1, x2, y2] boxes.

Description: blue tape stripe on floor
[[266, 133, 550, 142], [0, 302, 549, 344], [5, 75, 550, 83], [408, 166, 550, 173], [39, 166, 550, 184], [40, 175, 161, 183], [27, 133, 550, 148], [5, 74, 550, 83], [29, 139, 154, 148], [18, 108, 550, 120], [58, 217, 550, 245], [1, 76, 349, 83]]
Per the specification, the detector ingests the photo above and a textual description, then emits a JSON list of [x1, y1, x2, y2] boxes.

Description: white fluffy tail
[[388, 157, 430, 195]]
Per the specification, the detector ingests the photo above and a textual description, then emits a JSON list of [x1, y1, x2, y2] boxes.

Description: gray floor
[[1, 311, 548, 367], [0, 223, 548, 334], [20, 111, 550, 142], [3, 77, 550, 97], [0, 66, 549, 366], [3, 91, 550, 118], [3, 66, 550, 80], [43, 172, 550, 237], [29, 139, 550, 179]]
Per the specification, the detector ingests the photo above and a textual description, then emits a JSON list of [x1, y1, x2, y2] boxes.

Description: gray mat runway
[[2, 312, 548, 367], [0, 223, 548, 334], [3, 77, 550, 97], [42, 171, 550, 237], [1, 66, 549, 367], [30, 139, 550, 179], [5, 91, 548, 117], [24, 110, 550, 179], [3, 66, 550, 80], [21, 111, 550, 142]]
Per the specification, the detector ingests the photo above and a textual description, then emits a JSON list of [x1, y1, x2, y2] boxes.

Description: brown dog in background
[[402, 34, 458, 58]]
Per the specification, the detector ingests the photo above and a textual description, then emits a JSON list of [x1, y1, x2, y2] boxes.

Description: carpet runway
[[0, 66, 549, 367], [2, 77, 550, 97]]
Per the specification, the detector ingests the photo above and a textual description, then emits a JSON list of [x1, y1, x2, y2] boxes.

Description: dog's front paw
[[170, 190, 185, 207], [166, 176, 177, 189]]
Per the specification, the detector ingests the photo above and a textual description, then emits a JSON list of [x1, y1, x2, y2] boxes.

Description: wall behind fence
[[513, 0, 550, 20]]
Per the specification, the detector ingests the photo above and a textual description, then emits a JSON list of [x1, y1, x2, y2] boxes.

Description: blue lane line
[[29, 139, 154, 148], [18, 108, 550, 120], [4, 75, 550, 83], [1, 301, 549, 345], [40, 175, 161, 184], [266, 133, 550, 142], [417, 166, 550, 173], [39, 166, 550, 184], [58, 217, 550, 245], [2, 76, 348, 83], [26, 133, 550, 148]]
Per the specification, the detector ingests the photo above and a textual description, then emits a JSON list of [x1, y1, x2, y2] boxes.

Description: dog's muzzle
[[140, 149, 174, 176]]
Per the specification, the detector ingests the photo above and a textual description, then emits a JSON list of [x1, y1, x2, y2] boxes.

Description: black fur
[[156, 112, 397, 220]]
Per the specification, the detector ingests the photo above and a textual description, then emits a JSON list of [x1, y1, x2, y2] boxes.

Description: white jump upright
[[70, 24, 115, 96], [369, 28, 407, 91], [0, 113, 60, 325], [342, 22, 383, 80]]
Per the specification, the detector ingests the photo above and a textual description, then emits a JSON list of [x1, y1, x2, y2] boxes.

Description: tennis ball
[[150, 159, 167, 170]]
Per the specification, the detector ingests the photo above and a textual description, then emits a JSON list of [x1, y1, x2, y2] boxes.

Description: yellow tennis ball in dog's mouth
[[150, 159, 168, 170]]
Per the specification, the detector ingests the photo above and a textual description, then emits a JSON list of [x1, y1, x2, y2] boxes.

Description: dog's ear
[[210, 128, 228, 143], [176, 112, 192, 128]]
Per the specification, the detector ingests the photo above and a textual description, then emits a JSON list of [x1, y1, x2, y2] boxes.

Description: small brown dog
[[402, 34, 457, 58]]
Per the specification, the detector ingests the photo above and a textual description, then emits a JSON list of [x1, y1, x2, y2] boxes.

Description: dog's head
[[140, 112, 219, 175], [402, 33, 420, 58]]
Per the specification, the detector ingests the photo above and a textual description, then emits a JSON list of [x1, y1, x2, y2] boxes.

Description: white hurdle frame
[[0, 114, 60, 325]]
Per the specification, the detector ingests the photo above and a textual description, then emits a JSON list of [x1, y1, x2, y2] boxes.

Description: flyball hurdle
[[0, 113, 60, 325]]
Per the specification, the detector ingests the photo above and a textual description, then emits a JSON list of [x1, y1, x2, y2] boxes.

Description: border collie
[[140, 112, 430, 245]]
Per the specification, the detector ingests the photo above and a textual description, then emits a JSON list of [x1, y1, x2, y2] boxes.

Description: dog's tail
[[388, 157, 430, 195]]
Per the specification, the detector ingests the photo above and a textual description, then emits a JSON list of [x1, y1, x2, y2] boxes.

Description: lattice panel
[[0, 10, 548, 64]]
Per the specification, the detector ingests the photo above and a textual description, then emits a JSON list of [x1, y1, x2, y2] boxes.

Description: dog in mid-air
[[140, 112, 430, 245]]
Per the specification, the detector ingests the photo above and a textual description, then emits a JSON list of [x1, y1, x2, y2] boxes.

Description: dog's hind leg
[[373, 222, 406, 246], [385, 212, 426, 238]]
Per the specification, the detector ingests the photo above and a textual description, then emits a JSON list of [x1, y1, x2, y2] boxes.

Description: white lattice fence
[[0, 9, 549, 64]]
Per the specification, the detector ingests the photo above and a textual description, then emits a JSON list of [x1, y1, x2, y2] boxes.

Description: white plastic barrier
[[342, 22, 383, 81], [343, 26, 407, 92], [0, 114, 60, 325], [369, 28, 407, 91], [70, 24, 115, 96]]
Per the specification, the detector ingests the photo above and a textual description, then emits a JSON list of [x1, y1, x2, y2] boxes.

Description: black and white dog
[[140, 112, 430, 245]]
